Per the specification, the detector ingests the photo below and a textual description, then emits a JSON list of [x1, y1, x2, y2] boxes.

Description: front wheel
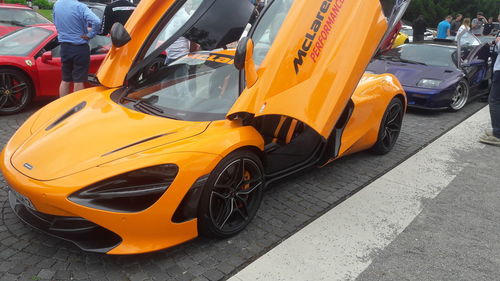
[[0, 69, 34, 115], [371, 97, 404, 155], [198, 150, 264, 238], [449, 79, 469, 112]]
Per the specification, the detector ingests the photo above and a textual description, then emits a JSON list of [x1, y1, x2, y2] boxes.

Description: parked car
[[0, 4, 52, 37], [400, 25, 436, 42], [84, 2, 106, 19], [0, 25, 111, 114], [393, 32, 409, 48], [1, 0, 410, 254], [367, 31, 491, 111]]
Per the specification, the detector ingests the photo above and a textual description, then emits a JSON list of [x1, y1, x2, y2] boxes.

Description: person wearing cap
[[471, 12, 487, 36]]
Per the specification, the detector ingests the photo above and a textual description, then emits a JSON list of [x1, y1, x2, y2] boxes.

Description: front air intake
[[45, 101, 87, 131]]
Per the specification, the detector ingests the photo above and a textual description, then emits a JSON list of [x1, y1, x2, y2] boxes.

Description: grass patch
[[38, 9, 53, 22]]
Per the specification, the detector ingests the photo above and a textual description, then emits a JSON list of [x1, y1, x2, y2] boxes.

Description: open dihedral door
[[228, 0, 411, 140], [97, 0, 254, 88]]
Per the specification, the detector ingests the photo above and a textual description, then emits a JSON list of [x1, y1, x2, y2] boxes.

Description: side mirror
[[41, 51, 52, 63], [110, 23, 131, 48], [234, 37, 258, 88]]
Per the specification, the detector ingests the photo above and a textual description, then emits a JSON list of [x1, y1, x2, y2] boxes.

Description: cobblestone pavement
[[0, 99, 487, 281]]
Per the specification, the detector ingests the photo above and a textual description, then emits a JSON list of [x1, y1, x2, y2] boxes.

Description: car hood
[[367, 59, 461, 88], [11, 91, 210, 181], [0, 25, 20, 37]]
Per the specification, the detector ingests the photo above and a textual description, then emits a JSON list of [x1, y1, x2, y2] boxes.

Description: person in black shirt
[[413, 15, 427, 42], [450, 14, 463, 36], [484, 17, 495, 36], [99, 0, 136, 36]]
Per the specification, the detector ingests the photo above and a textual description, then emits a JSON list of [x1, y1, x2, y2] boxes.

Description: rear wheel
[[371, 97, 404, 155], [449, 79, 469, 111], [0, 69, 34, 115], [198, 150, 264, 238]]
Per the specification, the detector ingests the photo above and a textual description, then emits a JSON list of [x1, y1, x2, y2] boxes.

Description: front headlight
[[69, 164, 178, 213], [417, 79, 443, 89]]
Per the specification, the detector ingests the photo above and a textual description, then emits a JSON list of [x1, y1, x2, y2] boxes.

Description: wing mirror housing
[[41, 51, 52, 63], [234, 37, 258, 88], [110, 23, 131, 48]]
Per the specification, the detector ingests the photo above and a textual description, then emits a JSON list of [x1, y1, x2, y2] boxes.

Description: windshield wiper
[[122, 96, 181, 120], [0, 20, 25, 27]]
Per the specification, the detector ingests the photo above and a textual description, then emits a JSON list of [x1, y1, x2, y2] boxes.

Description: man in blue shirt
[[480, 34, 500, 146], [436, 15, 452, 39], [53, 0, 101, 97]]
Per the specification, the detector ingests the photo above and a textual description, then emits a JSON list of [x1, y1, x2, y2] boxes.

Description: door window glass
[[251, 0, 294, 66], [145, 0, 203, 57]]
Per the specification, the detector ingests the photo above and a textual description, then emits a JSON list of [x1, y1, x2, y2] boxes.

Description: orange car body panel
[[97, 0, 177, 88], [228, 0, 388, 139], [1, 0, 408, 254]]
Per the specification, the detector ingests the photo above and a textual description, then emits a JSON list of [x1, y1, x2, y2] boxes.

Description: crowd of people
[[435, 12, 499, 39], [412, 12, 500, 41]]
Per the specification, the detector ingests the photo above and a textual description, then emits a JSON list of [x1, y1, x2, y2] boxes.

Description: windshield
[[0, 8, 51, 26], [0, 27, 52, 56], [382, 44, 457, 68], [122, 52, 239, 121]]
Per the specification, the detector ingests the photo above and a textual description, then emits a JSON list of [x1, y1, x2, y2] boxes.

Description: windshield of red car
[[0, 27, 52, 56], [123, 52, 239, 121], [382, 44, 457, 68], [0, 8, 51, 27]]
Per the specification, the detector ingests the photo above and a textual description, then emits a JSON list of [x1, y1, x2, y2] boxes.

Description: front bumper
[[1, 149, 222, 254], [9, 190, 122, 253], [404, 86, 455, 110]]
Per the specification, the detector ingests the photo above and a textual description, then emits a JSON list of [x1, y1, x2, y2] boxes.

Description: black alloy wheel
[[0, 69, 34, 115], [198, 150, 264, 238], [371, 97, 404, 155]]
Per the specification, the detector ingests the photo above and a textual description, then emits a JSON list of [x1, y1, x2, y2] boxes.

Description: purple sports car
[[367, 31, 492, 111]]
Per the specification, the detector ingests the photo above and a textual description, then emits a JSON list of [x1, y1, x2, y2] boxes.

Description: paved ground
[[230, 107, 500, 281], [357, 109, 500, 281], [0, 99, 488, 281]]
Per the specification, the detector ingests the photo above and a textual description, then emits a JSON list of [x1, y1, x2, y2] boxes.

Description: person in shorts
[[53, 0, 101, 97]]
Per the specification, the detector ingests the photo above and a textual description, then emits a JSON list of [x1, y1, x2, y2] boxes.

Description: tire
[[448, 79, 469, 112], [198, 150, 264, 238], [0, 68, 34, 115], [371, 97, 404, 155]]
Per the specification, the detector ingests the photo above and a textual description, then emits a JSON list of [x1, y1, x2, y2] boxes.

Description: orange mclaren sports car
[[0, 0, 410, 254]]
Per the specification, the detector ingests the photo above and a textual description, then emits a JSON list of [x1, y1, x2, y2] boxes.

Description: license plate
[[10, 188, 36, 211]]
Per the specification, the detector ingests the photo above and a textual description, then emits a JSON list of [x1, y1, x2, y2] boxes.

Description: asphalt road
[[0, 99, 488, 281]]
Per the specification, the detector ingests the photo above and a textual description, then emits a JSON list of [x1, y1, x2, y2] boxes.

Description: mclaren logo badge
[[24, 163, 33, 170]]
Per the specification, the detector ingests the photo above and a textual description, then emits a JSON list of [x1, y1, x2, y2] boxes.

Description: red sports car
[[0, 25, 111, 115], [0, 4, 52, 37]]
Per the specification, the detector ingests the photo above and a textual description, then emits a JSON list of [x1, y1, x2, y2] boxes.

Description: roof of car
[[0, 3, 31, 9], [83, 2, 106, 9]]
